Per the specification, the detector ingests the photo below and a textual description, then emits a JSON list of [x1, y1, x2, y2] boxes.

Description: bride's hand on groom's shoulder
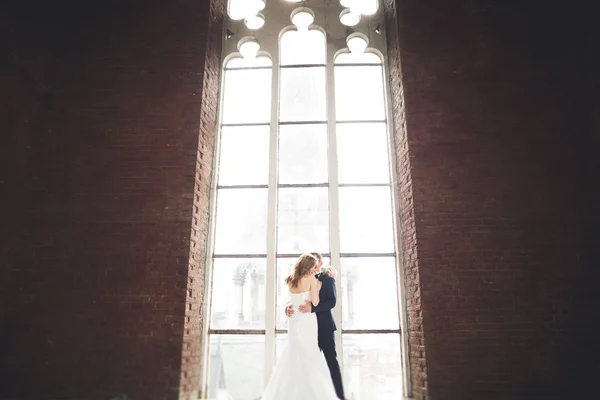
[[321, 266, 337, 279]]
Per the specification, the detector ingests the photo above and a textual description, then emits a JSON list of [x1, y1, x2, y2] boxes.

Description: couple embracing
[[261, 252, 345, 400]]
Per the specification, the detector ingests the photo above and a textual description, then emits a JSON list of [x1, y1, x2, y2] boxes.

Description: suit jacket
[[312, 273, 337, 333]]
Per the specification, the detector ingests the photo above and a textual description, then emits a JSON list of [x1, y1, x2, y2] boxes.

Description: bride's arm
[[310, 276, 320, 306]]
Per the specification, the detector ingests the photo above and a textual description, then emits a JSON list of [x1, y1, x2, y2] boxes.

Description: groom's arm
[[311, 277, 336, 312], [285, 303, 294, 317]]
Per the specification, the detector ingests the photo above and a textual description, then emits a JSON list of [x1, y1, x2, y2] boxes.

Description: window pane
[[343, 334, 403, 400], [280, 67, 326, 122], [337, 123, 390, 184], [341, 257, 399, 330], [218, 126, 270, 186], [276, 256, 330, 330], [339, 187, 394, 253], [207, 334, 264, 400], [277, 187, 329, 254], [281, 30, 326, 66], [279, 123, 328, 184], [222, 69, 271, 124], [210, 258, 266, 330], [335, 65, 385, 121], [214, 189, 267, 255]]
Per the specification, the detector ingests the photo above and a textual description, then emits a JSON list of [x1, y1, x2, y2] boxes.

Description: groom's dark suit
[[312, 273, 345, 399]]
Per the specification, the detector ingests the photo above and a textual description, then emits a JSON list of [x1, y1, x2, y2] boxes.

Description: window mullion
[[263, 46, 280, 385], [326, 50, 344, 369]]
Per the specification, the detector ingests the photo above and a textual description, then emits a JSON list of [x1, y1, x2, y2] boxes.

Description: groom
[[286, 252, 345, 399]]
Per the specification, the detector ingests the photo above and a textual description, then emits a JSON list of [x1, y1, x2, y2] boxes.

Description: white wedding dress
[[261, 290, 339, 400]]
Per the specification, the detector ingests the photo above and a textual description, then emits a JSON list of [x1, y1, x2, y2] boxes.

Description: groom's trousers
[[318, 330, 345, 399]]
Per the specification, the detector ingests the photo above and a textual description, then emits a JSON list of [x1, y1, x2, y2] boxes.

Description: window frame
[[200, 2, 412, 398]]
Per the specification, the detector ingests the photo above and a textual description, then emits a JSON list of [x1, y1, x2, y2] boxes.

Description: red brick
[[0, 1, 217, 399], [2, 1, 599, 400], [386, 0, 599, 398]]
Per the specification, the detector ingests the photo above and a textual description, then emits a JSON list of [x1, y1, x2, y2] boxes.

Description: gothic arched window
[[203, 1, 409, 399]]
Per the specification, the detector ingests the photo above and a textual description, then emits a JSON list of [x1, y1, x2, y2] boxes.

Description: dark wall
[[389, 0, 599, 398], [2, 0, 599, 399], [0, 1, 215, 399]]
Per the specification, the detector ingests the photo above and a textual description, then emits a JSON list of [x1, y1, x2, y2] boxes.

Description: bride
[[261, 253, 340, 400]]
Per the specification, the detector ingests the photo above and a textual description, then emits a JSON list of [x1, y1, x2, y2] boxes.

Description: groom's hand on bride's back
[[298, 300, 312, 313], [285, 301, 311, 316], [285, 305, 294, 317]]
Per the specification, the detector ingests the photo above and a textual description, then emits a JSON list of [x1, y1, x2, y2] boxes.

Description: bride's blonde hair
[[285, 253, 318, 288]]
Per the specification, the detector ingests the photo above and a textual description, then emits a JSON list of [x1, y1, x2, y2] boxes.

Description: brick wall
[[179, 0, 225, 398], [0, 1, 219, 399], [386, 0, 599, 398], [383, 0, 428, 397], [2, 0, 599, 399]]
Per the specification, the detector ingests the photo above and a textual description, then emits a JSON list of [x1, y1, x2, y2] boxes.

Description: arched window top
[[335, 34, 382, 65], [226, 56, 272, 69], [225, 38, 273, 69], [280, 29, 326, 66], [221, 38, 272, 125], [335, 51, 381, 65], [280, 8, 326, 66]]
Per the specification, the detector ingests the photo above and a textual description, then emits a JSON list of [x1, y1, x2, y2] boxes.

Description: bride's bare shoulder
[[289, 276, 313, 293]]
